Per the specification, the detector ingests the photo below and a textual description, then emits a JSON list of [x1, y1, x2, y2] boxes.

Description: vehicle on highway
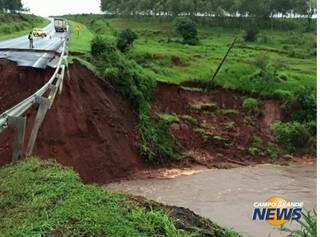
[[54, 18, 67, 32], [32, 28, 47, 38]]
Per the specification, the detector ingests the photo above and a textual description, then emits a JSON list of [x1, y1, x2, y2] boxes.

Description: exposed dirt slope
[[0, 62, 142, 183], [0, 60, 53, 113], [152, 83, 283, 168]]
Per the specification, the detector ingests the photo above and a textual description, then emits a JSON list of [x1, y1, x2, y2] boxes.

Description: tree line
[[0, 0, 23, 13], [100, 0, 316, 19]]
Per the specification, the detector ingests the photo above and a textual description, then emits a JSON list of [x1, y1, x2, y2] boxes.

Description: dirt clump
[[0, 62, 143, 184]]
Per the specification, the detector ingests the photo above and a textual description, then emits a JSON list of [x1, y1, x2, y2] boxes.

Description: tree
[[3, 0, 22, 12], [100, 0, 313, 21], [244, 22, 259, 41], [116, 29, 138, 52], [174, 17, 198, 45]]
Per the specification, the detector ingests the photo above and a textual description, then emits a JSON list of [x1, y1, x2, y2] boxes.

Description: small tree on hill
[[91, 36, 108, 57], [174, 17, 199, 45], [116, 29, 138, 52], [244, 22, 259, 42]]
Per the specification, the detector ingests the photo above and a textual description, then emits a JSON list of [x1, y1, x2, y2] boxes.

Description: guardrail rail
[[0, 38, 69, 162]]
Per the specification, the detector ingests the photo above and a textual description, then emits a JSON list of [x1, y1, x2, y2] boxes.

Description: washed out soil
[[0, 60, 54, 113], [0, 60, 313, 184], [0, 61, 143, 184], [151, 82, 288, 168]]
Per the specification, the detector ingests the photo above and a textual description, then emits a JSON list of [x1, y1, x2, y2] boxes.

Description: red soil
[[0, 60, 53, 113], [0, 60, 312, 184], [0, 61, 142, 184], [152, 83, 284, 168]]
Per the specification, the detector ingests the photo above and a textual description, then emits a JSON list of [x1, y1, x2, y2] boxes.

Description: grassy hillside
[[68, 20, 93, 53], [64, 15, 316, 158], [0, 159, 240, 237], [0, 14, 49, 40], [66, 15, 316, 98]]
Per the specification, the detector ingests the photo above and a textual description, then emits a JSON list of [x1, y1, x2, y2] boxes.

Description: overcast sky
[[22, 0, 101, 16]]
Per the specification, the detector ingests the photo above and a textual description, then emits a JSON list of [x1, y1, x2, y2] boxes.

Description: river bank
[[108, 163, 316, 237]]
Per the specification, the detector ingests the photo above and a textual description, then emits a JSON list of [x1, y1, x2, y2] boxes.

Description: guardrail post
[[8, 116, 26, 162], [26, 97, 50, 157], [59, 65, 66, 94], [48, 84, 58, 109], [63, 55, 70, 81]]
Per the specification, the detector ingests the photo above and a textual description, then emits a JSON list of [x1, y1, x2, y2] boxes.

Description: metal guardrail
[[0, 38, 68, 161]]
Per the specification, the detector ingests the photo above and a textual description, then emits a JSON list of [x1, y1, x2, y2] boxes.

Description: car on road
[[32, 28, 47, 38]]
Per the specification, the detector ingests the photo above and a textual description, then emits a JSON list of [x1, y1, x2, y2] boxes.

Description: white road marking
[[32, 52, 48, 68]]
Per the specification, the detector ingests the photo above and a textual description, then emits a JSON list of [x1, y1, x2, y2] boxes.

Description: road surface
[[0, 19, 67, 69]]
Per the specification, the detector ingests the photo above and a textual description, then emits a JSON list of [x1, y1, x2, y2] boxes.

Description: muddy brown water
[[108, 164, 316, 237]]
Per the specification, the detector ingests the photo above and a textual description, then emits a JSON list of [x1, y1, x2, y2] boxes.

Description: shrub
[[270, 58, 288, 78], [174, 17, 198, 45], [282, 87, 316, 123], [244, 23, 259, 42], [158, 113, 180, 124], [248, 136, 280, 161], [116, 29, 138, 52], [139, 111, 177, 161], [272, 122, 312, 153], [254, 54, 269, 72], [273, 89, 293, 101], [91, 36, 108, 57], [242, 98, 260, 116], [1, 26, 12, 34], [281, 210, 317, 237]]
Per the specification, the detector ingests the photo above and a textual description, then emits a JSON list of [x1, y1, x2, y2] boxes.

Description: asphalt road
[[0, 19, 67, 69]]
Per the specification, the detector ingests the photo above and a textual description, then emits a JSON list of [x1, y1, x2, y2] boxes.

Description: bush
[[158, 113, 180, 124], [273, 89, 293, 101], [91, 36, 108, 57], [174, 17, 198, 45], [116, 29, 138, 52], [272, 122, 312, 153], [244, 23, 259, 42], [254, 54, 269, 72], [281, 210, 317, 237], [248, 136, 280, 161], [242, 98, 260, 116], [282, 87, 316, 123]]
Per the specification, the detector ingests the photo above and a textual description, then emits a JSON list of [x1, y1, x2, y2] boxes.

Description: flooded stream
[[108, 164, 316, 237]]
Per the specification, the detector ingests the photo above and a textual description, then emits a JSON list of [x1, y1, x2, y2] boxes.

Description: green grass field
[[68, 21, 93, 53], [0, 159, 240, 237], [66, 15, 316, 98], [0, 14, 49, 41]]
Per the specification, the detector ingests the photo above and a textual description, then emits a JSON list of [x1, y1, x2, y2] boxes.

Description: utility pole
[[206, 37, 237, 91]]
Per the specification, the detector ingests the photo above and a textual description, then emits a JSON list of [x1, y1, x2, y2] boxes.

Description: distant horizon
[[22, 0, 101, 17]]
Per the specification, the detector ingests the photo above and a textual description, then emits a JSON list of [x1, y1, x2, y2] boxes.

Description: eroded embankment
[[152, 82, 284, 168], [0, 60, 53, 113], [0, 61, 142, 183], [0, 60, 310, 184]]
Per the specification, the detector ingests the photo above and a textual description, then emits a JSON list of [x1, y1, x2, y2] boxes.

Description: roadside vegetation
[[68, 21, 93, 53], [0, 14, 49, 40], [281, 210, 317, 237], [0, 158, 241, 237], [90, 35, 177, 161]]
